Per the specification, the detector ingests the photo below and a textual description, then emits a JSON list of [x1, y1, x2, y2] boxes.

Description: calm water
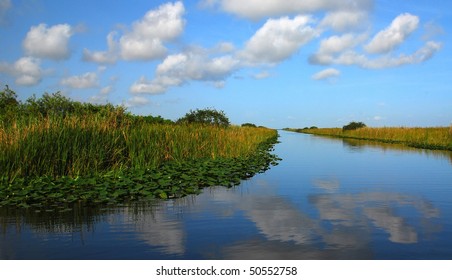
[[1, 131, 452, 259]]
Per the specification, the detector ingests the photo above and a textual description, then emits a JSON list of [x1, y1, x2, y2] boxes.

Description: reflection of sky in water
[[1, 131, 451, 259]]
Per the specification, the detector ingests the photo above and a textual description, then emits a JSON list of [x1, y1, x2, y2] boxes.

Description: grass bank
[[0, 90, 280, 209], [0, 117, 279, 208], [286, 126, 452, 151]]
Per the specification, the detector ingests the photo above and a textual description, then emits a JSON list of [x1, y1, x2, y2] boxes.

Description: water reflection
[[0, 176, 445, 259], [0, 131, 451, 259], [341, 138, 452, 165]]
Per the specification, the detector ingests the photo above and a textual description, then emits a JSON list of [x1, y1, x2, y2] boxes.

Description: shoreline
[[284, 127, 452, 152]]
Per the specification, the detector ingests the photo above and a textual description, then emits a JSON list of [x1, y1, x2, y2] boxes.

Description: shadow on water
[[1, 131, 452, 259]]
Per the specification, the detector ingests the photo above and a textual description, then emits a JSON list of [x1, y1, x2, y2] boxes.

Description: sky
[[0, 0, 451, 128]]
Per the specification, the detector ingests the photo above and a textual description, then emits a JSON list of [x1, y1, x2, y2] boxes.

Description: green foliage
[[0, 87, 281, 208], [0, 134, 280, 208], [343, 121, 366, 131], [177, 108, 230, 127], [242, 123, 257, 127], [0, 85, 19, 110], [0, 85, 20, 126], [129, 115, 174, 125]]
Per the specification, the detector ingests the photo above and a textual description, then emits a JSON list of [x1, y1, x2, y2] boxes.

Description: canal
[[1, 130, 451, 259]]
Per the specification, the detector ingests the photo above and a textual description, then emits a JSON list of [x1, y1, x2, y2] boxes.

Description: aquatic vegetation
[[286, 126, 452, 151], [0, 133, 279, 208], [0, 88, 280, 208]]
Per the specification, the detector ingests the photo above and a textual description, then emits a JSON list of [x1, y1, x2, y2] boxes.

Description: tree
[[0, 85, 19, 112], [0, 85, 20, 126], [177, 108, 230, 127], [343, 121, 366, 131], [241, 123, 257, 127]]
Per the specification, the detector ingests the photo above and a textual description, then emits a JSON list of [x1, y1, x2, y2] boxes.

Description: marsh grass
[[1, 89, 280, 207], [0, 113, 279, 208], [1, 115, 276, 179], [292, 126, 452, 151]]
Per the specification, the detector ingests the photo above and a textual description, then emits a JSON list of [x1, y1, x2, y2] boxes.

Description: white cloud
[[309, 13, 441, 70], [320, 10, 370, 32], [100, 85, 113, 95], [83, 32, 119, 64], [61, 72, 98, 89], [0, 57, 43, 86], [126, 96, 150, 107], [23, 23, 73, 60], [130, 76, 168, 95], [13, 57, 43, 86], [331, 41, 442, 69], [120, 1, 185, 61], [309, 33, 367, 65], [211, 0, 373, 20], [131, 47, 240, 94], [373, 116, 383, 121], [320, 33, 366, 54], [365, 13, 419, 54], [120, 36, 167, 61], [252, 71, 271, 80], [312, 68, 340, 80], [83, 2, 185, 63], [239, 15, 318, 65], [214, 42, 236, 53]]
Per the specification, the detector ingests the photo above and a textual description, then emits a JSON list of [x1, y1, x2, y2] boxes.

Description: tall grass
[[294, 127, 452, 151], [0, 114, 277, 180]]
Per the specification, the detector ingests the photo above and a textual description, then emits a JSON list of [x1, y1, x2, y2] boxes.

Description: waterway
[[1, 130, 451, 259]]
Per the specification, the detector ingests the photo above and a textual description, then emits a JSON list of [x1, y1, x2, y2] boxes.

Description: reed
[[292, 126, 452, 151], [0, 114, 277, 180]]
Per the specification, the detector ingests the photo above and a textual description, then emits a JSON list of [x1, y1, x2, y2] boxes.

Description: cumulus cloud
[[364, 13, 419, 54], [320, 10, 370, 32], [239, 15, 318, 65], [312, 68, 340, 80], [309, 33, 368, 65], [83, 32, 119, 64], [309, 13, 441, 70], [83, 1, 185, 63], [120, 1, 185, 61], [61, 72, 99, 89], [330, 41, 442, 69], [207, 0, 373, 20], [23, 23, 73, 60], [131, 48, 240, 94], [0, 57, 43, 86]]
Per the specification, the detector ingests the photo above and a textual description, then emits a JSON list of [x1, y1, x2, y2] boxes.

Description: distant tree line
[[0, 86, 172, 127]]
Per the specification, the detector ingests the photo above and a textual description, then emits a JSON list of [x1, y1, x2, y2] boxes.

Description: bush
[[0, 86, 20, 126], [343, 121, 366, 131], [242, 123, 257, 127], [177, 108, 230, 127]]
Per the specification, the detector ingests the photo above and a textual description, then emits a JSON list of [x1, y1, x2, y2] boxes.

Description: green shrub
[[242, 123, 257, 127], [177, 108, 230, 127], [343, 121, 366, 131]]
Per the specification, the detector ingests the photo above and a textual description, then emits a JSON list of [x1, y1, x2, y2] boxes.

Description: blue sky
[[0, 0, 451, 128]]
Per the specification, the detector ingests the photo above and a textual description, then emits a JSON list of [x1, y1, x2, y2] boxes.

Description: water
[[1, 131, 452, 259]]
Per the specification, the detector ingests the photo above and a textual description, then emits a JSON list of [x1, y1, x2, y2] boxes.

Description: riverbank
[[0, 122, 279, 209], [285, 126, 452, 151], [0, 90, 280, 209]]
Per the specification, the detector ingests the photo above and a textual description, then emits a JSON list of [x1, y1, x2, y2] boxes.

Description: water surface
[[1, 131, 451, 259]]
